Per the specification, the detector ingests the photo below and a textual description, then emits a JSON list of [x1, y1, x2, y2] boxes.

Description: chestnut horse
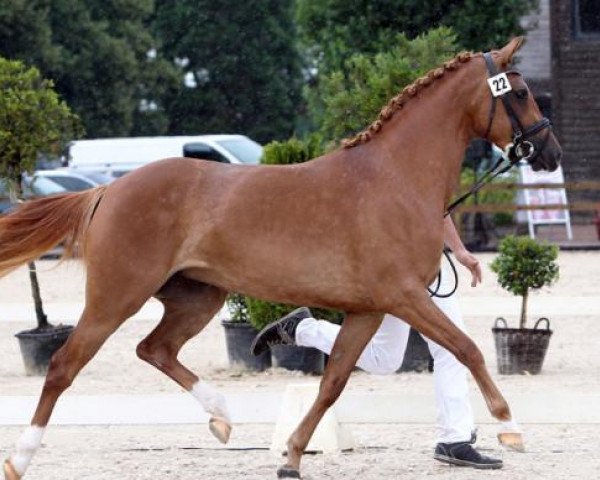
[[2, 38, 560, 479]]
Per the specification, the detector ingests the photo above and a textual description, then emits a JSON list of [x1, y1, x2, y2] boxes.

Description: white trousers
[[295, 269, 474, 444]]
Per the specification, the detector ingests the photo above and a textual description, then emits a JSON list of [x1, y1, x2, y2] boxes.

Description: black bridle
[[443, 52, 553, 218]]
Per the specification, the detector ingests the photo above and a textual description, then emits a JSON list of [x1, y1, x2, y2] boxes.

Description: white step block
[[270, 383, 355, 454]]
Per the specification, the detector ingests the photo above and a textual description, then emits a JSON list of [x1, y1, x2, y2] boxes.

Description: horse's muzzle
[[528, 132, 562, 172], [532, 146, 561, 172]]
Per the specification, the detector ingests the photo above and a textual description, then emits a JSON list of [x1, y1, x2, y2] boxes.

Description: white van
[[66, 134, 263, 178]]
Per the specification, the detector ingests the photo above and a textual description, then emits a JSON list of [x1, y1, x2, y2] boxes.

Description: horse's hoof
[[209, 416, 232, 444], [498, 432, 525, 452], [3, 460, 21, 480], [277, 465, 301, 478]]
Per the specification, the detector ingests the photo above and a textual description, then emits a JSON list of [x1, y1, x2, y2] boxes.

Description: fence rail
[[461, 180, 600, 192], [453, 182, 600, 214]]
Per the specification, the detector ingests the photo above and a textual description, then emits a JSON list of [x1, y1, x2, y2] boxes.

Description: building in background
[[517, 0, 552, 117], [551, 0, 600, 203], [516, 0, 600, 213]]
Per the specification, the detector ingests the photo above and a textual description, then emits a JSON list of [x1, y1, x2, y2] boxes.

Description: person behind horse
[[251, 216, 507, 469]]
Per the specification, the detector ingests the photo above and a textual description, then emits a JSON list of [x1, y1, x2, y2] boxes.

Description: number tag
[[487, 73, 512, 97]]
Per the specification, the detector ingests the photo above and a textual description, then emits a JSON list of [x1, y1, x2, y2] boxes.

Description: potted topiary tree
[[0, 57, 82, 375], [222, 293, 271, 371], [490, 235, 559, 374]]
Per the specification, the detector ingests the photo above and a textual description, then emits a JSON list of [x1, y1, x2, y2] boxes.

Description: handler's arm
[[443, 216, 482, 287]]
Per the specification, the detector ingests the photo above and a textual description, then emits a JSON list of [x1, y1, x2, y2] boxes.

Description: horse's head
[[471, 37, 562, 172]]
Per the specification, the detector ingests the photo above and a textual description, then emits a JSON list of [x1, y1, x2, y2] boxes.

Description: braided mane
[[343, 51, 477, 148]]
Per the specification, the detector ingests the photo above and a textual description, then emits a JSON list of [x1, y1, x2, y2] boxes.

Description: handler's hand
[[454, 249, 482, 287]]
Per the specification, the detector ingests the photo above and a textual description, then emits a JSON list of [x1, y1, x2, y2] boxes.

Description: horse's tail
[[0, 185, 108, 278]]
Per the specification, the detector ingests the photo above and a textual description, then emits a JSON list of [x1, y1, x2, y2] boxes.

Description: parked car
[[0, 176, 67, 214], [34, 169, 113, 192], [66, 134, 263, 178]]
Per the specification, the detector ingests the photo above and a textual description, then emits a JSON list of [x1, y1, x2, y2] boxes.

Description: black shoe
[[434, 442, 503, 470], [250, 307, 312, 356]]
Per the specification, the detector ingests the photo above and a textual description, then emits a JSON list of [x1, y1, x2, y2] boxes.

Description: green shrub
[[490, 235, 559, 329], [246, 297, 343, 331], [0, 57, 82, 191], [312, 28, 458, 142], [261, 134, 325, 165]]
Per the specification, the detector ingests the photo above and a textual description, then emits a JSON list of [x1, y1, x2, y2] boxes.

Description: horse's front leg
[[278, 312, 383, 479], [392, 287, 523, 451]]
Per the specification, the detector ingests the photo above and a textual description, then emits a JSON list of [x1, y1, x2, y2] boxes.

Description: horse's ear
[[498, 37, 525, 65]]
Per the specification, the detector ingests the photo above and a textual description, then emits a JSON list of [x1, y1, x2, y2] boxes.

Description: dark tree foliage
[[296, 0, 539, 74], [0, 0, 178, 138], [0, 0, 57, 71], [154, 0, 302, 143]]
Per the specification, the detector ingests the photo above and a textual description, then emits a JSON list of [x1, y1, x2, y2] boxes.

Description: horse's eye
[[515, 89, 529, 100]]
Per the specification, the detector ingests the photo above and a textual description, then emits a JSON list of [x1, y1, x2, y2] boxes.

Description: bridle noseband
[[482, 52, 552, 164]]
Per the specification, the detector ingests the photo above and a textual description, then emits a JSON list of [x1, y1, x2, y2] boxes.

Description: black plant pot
[[15, 324, 74, 376], [222, 320, 271, 371], [271, 345, 325, 374], [492, 317, 553, 375], [398, 328, 434, 373]]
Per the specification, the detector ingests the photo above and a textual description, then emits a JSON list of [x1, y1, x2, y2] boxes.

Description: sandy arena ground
[[1, 252, 600, 478], [2, 424, 600, 479]]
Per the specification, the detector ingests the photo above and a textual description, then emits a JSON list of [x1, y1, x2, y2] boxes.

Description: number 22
[[493, 77, 507, 93]]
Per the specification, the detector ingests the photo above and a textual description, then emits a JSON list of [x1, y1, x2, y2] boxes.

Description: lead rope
[[428, 249, 459, 298]]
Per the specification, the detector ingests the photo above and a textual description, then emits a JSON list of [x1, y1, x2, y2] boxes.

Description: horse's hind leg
[[279, 312, 383, 478], [3, 297, 147, 480], [135, 274, 231, 443]]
